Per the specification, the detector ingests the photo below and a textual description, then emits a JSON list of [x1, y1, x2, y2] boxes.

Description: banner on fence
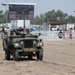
[[65, 30, 75, 39]]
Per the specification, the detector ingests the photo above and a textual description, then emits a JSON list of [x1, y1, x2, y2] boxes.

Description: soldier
[[69, 28, 72, 39], [2, 26, 7, 35], [25, 28, 30, 34]]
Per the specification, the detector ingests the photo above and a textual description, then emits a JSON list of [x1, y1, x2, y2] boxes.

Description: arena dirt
[[0, 39, 75, 75]]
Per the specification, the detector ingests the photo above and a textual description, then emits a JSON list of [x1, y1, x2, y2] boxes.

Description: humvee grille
[[24, 40, 33, 48]]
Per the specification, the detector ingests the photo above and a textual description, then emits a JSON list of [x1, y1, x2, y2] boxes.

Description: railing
[[31, 30, 75, 40]]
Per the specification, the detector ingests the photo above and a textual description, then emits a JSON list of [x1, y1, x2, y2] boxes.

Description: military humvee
[[3, 28, 43, 61]]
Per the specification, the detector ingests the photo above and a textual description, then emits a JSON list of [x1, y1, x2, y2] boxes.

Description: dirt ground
[[0, 39, 75, 75]]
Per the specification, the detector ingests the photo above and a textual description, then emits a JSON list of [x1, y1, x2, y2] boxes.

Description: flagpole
[[6, 0, 8, 27]]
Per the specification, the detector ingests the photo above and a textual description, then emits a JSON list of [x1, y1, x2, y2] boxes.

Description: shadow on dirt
[[4, 57, 38, 62]]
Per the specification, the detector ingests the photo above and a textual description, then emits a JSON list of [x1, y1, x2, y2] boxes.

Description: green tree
[[0, 10, 3, 23], [31, 16, 41, 25], [44, 10, 57, 22], [28, 10, 75, 25], [0, 10, 10, 24], [56, 10, 68, 21], [66, 15, 75, 22]]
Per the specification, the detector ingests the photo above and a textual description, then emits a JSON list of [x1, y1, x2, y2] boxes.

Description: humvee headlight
[[33, 41, 36, 44], [20, 41, 24, 45], [37, 42, 43, 46], [14, 43, 19, 47], [40, 43, 43, 46]]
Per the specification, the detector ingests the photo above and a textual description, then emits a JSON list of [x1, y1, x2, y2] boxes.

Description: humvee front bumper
[[17, 48, 37, 52]]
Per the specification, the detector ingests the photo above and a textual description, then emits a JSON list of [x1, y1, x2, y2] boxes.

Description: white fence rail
[[31, 31, 60, 40], [32, 30, 75, 40], [65, 30, 75, 39], [0, 30, 75, 40]]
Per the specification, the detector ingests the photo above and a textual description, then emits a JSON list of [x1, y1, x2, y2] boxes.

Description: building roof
[[47, 22, 68, 25]]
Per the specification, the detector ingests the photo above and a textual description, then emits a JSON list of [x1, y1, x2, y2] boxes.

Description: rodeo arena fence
[[0, 30, 75, 41], [64, 30, 75, 39], [31, 30, 75, 41]]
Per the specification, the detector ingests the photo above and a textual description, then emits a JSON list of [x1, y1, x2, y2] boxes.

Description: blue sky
[[0, 0, 75, 17]]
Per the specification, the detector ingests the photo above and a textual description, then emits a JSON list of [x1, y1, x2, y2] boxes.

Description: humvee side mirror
[[39, 33, 41, 36]]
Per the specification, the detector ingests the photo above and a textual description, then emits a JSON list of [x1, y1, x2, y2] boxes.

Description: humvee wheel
[[5, 50, 10, 60], [6, 36, 11, 47], [3, 41, 6, 50], [37, 49, 43, 61], [13, 50, 19, 61], [28, 52, 33, 60]]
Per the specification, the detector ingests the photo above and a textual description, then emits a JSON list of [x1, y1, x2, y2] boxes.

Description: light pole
[[6, 0, 8, 27], [74, 11, 75, 27]]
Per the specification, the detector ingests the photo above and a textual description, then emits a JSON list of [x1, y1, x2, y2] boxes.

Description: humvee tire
[[28, 52, 33, 60], [5, 50, 10, 60], [13, 50, 19, 61], [6, 36, 11, 48], [3, 41, 7, 50], [37, 49, 43, 60]]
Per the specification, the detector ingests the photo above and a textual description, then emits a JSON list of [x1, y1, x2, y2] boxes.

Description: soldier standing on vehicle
[[25, 28, 30, 34]]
